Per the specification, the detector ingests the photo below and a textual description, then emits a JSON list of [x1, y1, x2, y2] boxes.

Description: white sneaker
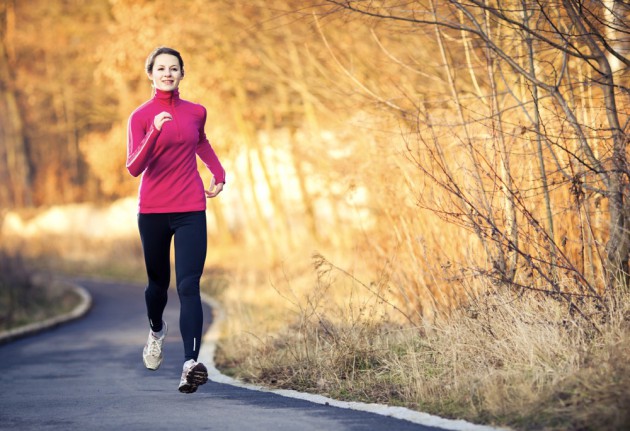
[[142, 321, 167, 370], [178, 360, 208, 393]]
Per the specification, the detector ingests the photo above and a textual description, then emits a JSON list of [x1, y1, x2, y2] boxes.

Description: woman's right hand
[[154, 111, 172, 130]]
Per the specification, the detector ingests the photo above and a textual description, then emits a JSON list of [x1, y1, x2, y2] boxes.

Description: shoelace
[[147, 335, 162, 357]]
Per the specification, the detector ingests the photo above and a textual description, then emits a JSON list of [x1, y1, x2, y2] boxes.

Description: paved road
[[0, 279, 454, 431]]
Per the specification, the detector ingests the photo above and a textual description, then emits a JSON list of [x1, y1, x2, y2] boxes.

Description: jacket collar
[[154, 88, 180, 106]]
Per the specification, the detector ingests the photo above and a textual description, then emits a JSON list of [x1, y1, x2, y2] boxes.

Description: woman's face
[[147, 54, 183, 92]]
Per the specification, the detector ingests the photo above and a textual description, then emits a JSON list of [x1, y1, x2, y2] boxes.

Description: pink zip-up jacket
[[127, 89, 225, 213]]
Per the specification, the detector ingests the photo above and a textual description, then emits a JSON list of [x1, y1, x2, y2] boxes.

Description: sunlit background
[[2, 1, 630, 427], [1, 0, 629, 316]]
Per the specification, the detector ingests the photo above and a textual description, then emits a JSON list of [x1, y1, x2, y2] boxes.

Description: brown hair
[[145, 46, 185, 76]]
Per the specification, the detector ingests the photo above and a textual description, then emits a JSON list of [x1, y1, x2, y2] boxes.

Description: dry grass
[[0, 251, 82, 330], [214, 253, 630, 431]]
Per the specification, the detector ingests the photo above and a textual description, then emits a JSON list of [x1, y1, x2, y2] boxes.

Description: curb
[[0, 282, 505, 430], [197, 292, 508, 431], [0, 282, 92, 346]]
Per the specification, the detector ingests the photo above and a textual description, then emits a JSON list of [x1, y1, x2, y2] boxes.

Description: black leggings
[[137, 211, 207, 362]]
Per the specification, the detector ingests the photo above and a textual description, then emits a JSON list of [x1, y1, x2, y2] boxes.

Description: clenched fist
[[154, 111, 172, 130]]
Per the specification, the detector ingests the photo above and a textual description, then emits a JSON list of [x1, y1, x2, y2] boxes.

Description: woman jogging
[[126, 46, 225, 394]]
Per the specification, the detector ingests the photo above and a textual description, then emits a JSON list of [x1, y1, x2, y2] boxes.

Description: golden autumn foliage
[[2, 1, 630, 428], [1, 0, 629, 309]]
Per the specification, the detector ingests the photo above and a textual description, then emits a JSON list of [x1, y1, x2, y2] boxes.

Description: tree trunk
[[435, 0, 508, 277], [522, 0, 556, 275], [0, 30, 32, 208], [603, 0, 630, 74], [564, 0, 630, 289]]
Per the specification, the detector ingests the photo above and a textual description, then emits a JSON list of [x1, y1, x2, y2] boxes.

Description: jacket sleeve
[[196, 107, 226, 184], [126, 111, 160, 177]]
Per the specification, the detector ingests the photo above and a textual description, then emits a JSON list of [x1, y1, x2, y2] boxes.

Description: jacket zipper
[[170, 98, 181, 141]]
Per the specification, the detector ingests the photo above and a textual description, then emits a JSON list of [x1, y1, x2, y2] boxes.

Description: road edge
[[0, 281, 507, 430], [0, 281, 92, 346], [198, 292, 510, 431]]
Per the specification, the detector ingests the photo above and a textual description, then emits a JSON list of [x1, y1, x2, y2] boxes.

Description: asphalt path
[[0, 278, 456, 431]]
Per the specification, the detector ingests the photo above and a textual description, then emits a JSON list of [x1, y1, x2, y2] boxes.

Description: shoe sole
[[178, 363, 209, 394]]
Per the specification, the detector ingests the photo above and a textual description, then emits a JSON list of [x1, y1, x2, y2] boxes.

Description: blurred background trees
[[0, 0, 628, 318]]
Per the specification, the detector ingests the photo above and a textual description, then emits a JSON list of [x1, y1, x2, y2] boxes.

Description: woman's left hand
[[205, 178, 224, 198]]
